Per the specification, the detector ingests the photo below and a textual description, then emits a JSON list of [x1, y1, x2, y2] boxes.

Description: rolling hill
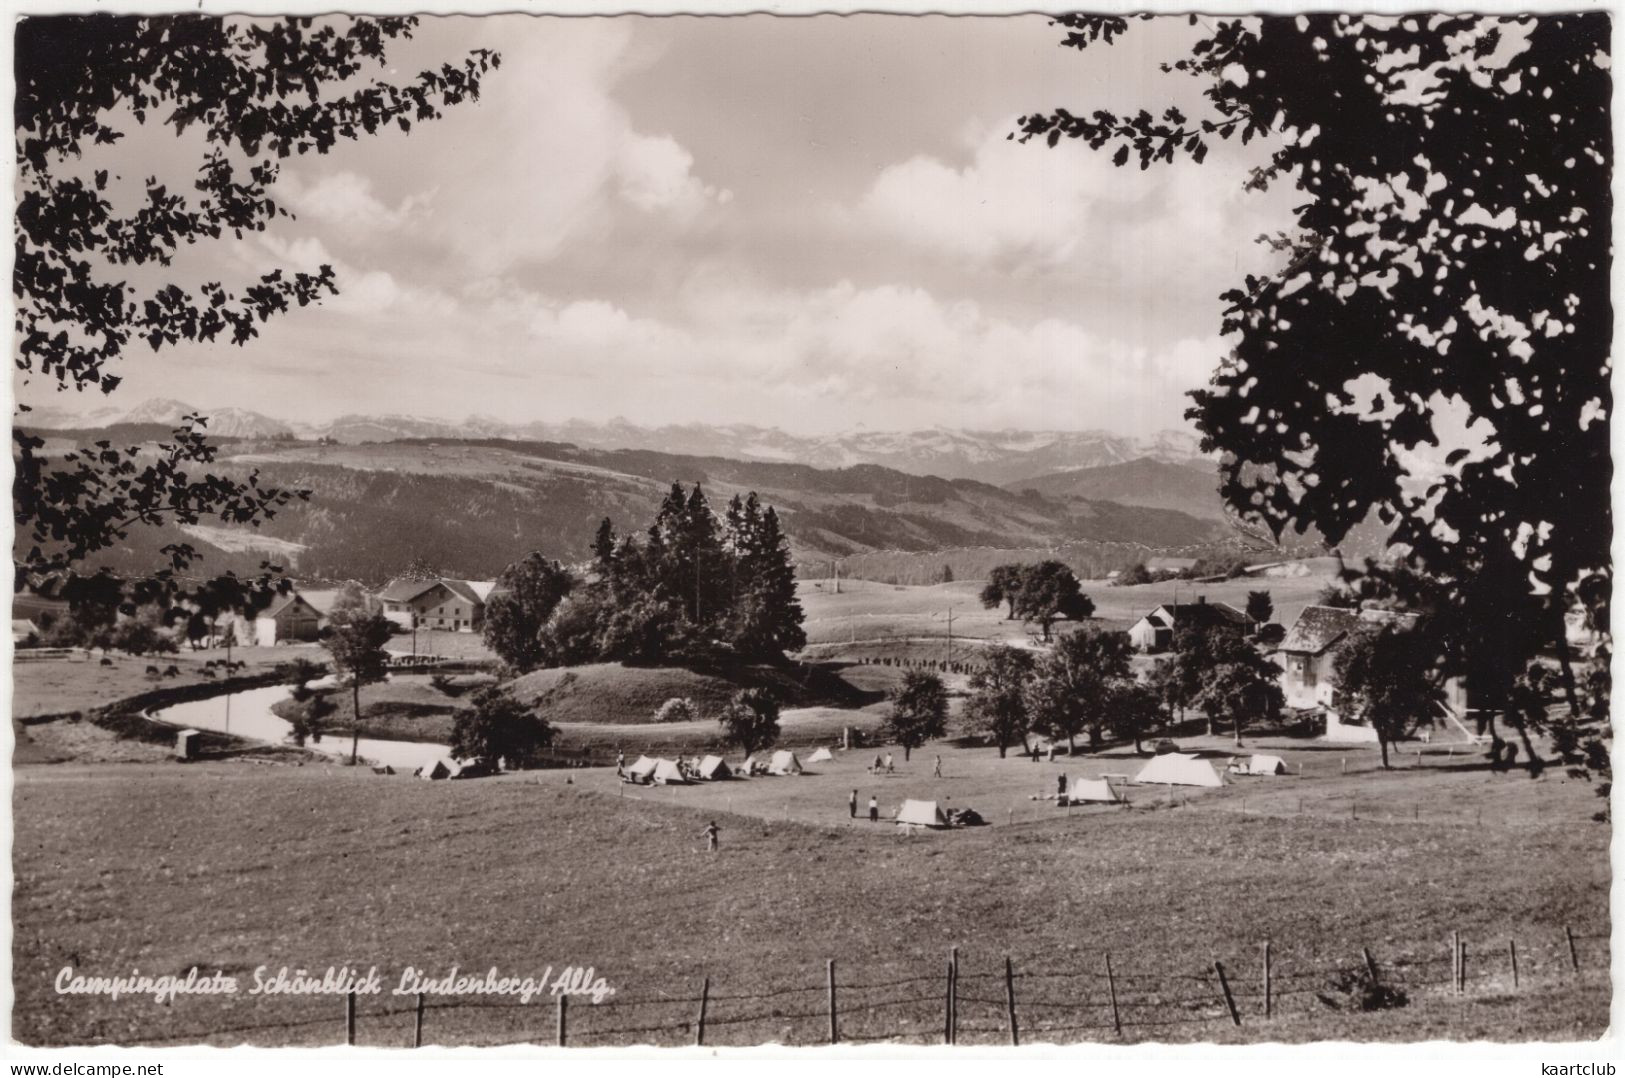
[[1004, 456, 1228, 521], [26, 433, 1236, 584]]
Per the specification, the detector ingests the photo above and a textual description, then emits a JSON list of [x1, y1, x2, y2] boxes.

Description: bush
[[429, 673, 463, 697], [653, 697, 699, 723]]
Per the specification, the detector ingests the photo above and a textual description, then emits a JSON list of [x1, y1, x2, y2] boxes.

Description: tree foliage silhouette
[[14, 15, 499, 587], [1018, 13, 1610, 729]]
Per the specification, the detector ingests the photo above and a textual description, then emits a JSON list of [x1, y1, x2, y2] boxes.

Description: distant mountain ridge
[[23, 397, 1209, 482], [1004, 456, 1228, 521]]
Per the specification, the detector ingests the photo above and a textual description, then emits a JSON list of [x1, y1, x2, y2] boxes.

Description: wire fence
[[59, 925, 1609, 1048]]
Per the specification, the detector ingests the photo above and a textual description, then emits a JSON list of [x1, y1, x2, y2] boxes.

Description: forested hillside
[[31, 434, 1236, 585]]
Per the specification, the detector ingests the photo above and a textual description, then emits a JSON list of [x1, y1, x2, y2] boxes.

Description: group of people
[[868, 753, 946, 778], [848, 788, 880, 822]]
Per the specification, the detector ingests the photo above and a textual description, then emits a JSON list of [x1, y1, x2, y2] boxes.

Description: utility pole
[[935, 605, 958, 664]]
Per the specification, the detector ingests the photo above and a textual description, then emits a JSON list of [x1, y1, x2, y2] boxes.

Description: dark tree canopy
[[717, 687, 781, 758], [1012, 560, 1094, 641], [482, 553, 575, 673], [1025, 626, 1132, 751], [1018, 13, 1610, 705], [1332, 622, 1443, 768], [964, 644, 1036, 757], [449, 686, 555, 772], [885, 671, 948, 761], [14, 15, 498, 587]]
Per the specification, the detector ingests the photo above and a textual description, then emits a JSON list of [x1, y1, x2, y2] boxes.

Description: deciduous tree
[[449, 686, 555, 772], [14, 14, 498, 587], [885, 671, 948, 761], [965, 644, 1036, 757]]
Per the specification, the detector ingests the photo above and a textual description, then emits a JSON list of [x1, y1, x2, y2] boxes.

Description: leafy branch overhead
[[13, 15, 500, 585], [1015, 12, 1610, 718]]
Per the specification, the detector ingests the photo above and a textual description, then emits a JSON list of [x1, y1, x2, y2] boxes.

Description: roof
[[439, 579, 487, 605], [378, 578, 444, 603], [12, 618, 37, 634], [376, 577, 488, 606], [1147, 557, 1199, 571], [1279, 604, 1418, 655], [1155, 600, 1251, 631], [260, 592, 319, 620]]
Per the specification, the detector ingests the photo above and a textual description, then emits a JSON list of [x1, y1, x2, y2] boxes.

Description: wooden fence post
[[1363, 946, 1379, 984], [1214, 960, 1241, 1026], [1456, 930, 1469, 1001], [345, 990, 356, 1046], [695, 977, 709, 1047], [943, 958, 954, 1045], [950, 946, 959, 1045], [1105, 953, 1122, 1035], [1004, 956, 1019, 1046], [413, 991, 424, 1048], [557, 991, 567, 1047], [1458, 940, 1468, 994], [1566, 926, 1580, 973], [828, 959, 838, 1045], [1263, 941, 1272, 1019], [1509, 940, 1519, 989]]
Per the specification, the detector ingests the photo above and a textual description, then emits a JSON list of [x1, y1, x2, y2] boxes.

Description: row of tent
[[624, 749, 810, 785]]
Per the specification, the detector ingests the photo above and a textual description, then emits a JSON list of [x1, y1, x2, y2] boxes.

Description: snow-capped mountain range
[[21, 398, 1211, 484]]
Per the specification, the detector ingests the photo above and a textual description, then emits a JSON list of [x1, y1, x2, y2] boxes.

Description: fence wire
[[47, 927, 1609, 1048]]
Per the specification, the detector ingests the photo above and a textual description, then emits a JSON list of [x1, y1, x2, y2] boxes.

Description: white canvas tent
[[1133, 753, 1224, 788], [697, 755, 732, 781], [1067, 778, 1122, 803], [768, 750, 803, 775], [1230, 754, 1288, 776], [418, 757, 465, 781], [651, 759, 688, 785], [625, 755, 659, 783], [808, 746, 834, 763], [738, 754, 769, 776], [895, 799, 949, 829]]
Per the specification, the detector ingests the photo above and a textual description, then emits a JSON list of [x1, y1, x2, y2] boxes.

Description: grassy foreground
[[13, 749, 1608, 1048]]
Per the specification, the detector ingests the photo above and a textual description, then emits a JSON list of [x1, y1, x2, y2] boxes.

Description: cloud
[[279, 170, 427, 234], [855, 127, 1296, 290], [412, 22, 728, 273]]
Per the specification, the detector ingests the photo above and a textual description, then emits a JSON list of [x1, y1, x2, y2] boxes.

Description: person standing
[[849, 789, 858, 819], [702, 821, 720, 852], [884, 752, 895, 774], [868, 796, 879, 823], [871, 754, 883, 774], [616, 750, 626, 776], [933, 755, 943, 779]]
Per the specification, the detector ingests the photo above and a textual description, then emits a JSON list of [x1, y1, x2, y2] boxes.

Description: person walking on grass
[[933, 754, 943, 779], [849, 789, 858, 819], [868, 795, 879, 823], [702, 821, 720, 852]]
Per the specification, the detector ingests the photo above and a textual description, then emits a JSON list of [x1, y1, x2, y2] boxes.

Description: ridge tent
[[808, 747, 834, 763], [738, 754, 769, 776], [1067, 778, 1122, 803], [418, 757, 466, 781], [1132, 753, 1224, 788], [768, 750, 803, 775], [895, 799, 949, 829], [651, 759, 688, 785], [625, 756, 659, 784], [1230, 754, 1288, 776], [697, 755, 732, 781]]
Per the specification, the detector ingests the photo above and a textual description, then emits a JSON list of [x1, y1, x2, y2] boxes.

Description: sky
[[22, 14, 1302, 436]]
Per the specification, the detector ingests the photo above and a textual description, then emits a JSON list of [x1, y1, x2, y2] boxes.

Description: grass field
[[12, 727, 1609, 1048], [796, 566, 1336, 655], [10, 646, 321, 721]]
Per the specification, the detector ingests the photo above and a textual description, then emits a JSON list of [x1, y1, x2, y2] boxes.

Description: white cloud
[[279, 170, 427, 233]]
